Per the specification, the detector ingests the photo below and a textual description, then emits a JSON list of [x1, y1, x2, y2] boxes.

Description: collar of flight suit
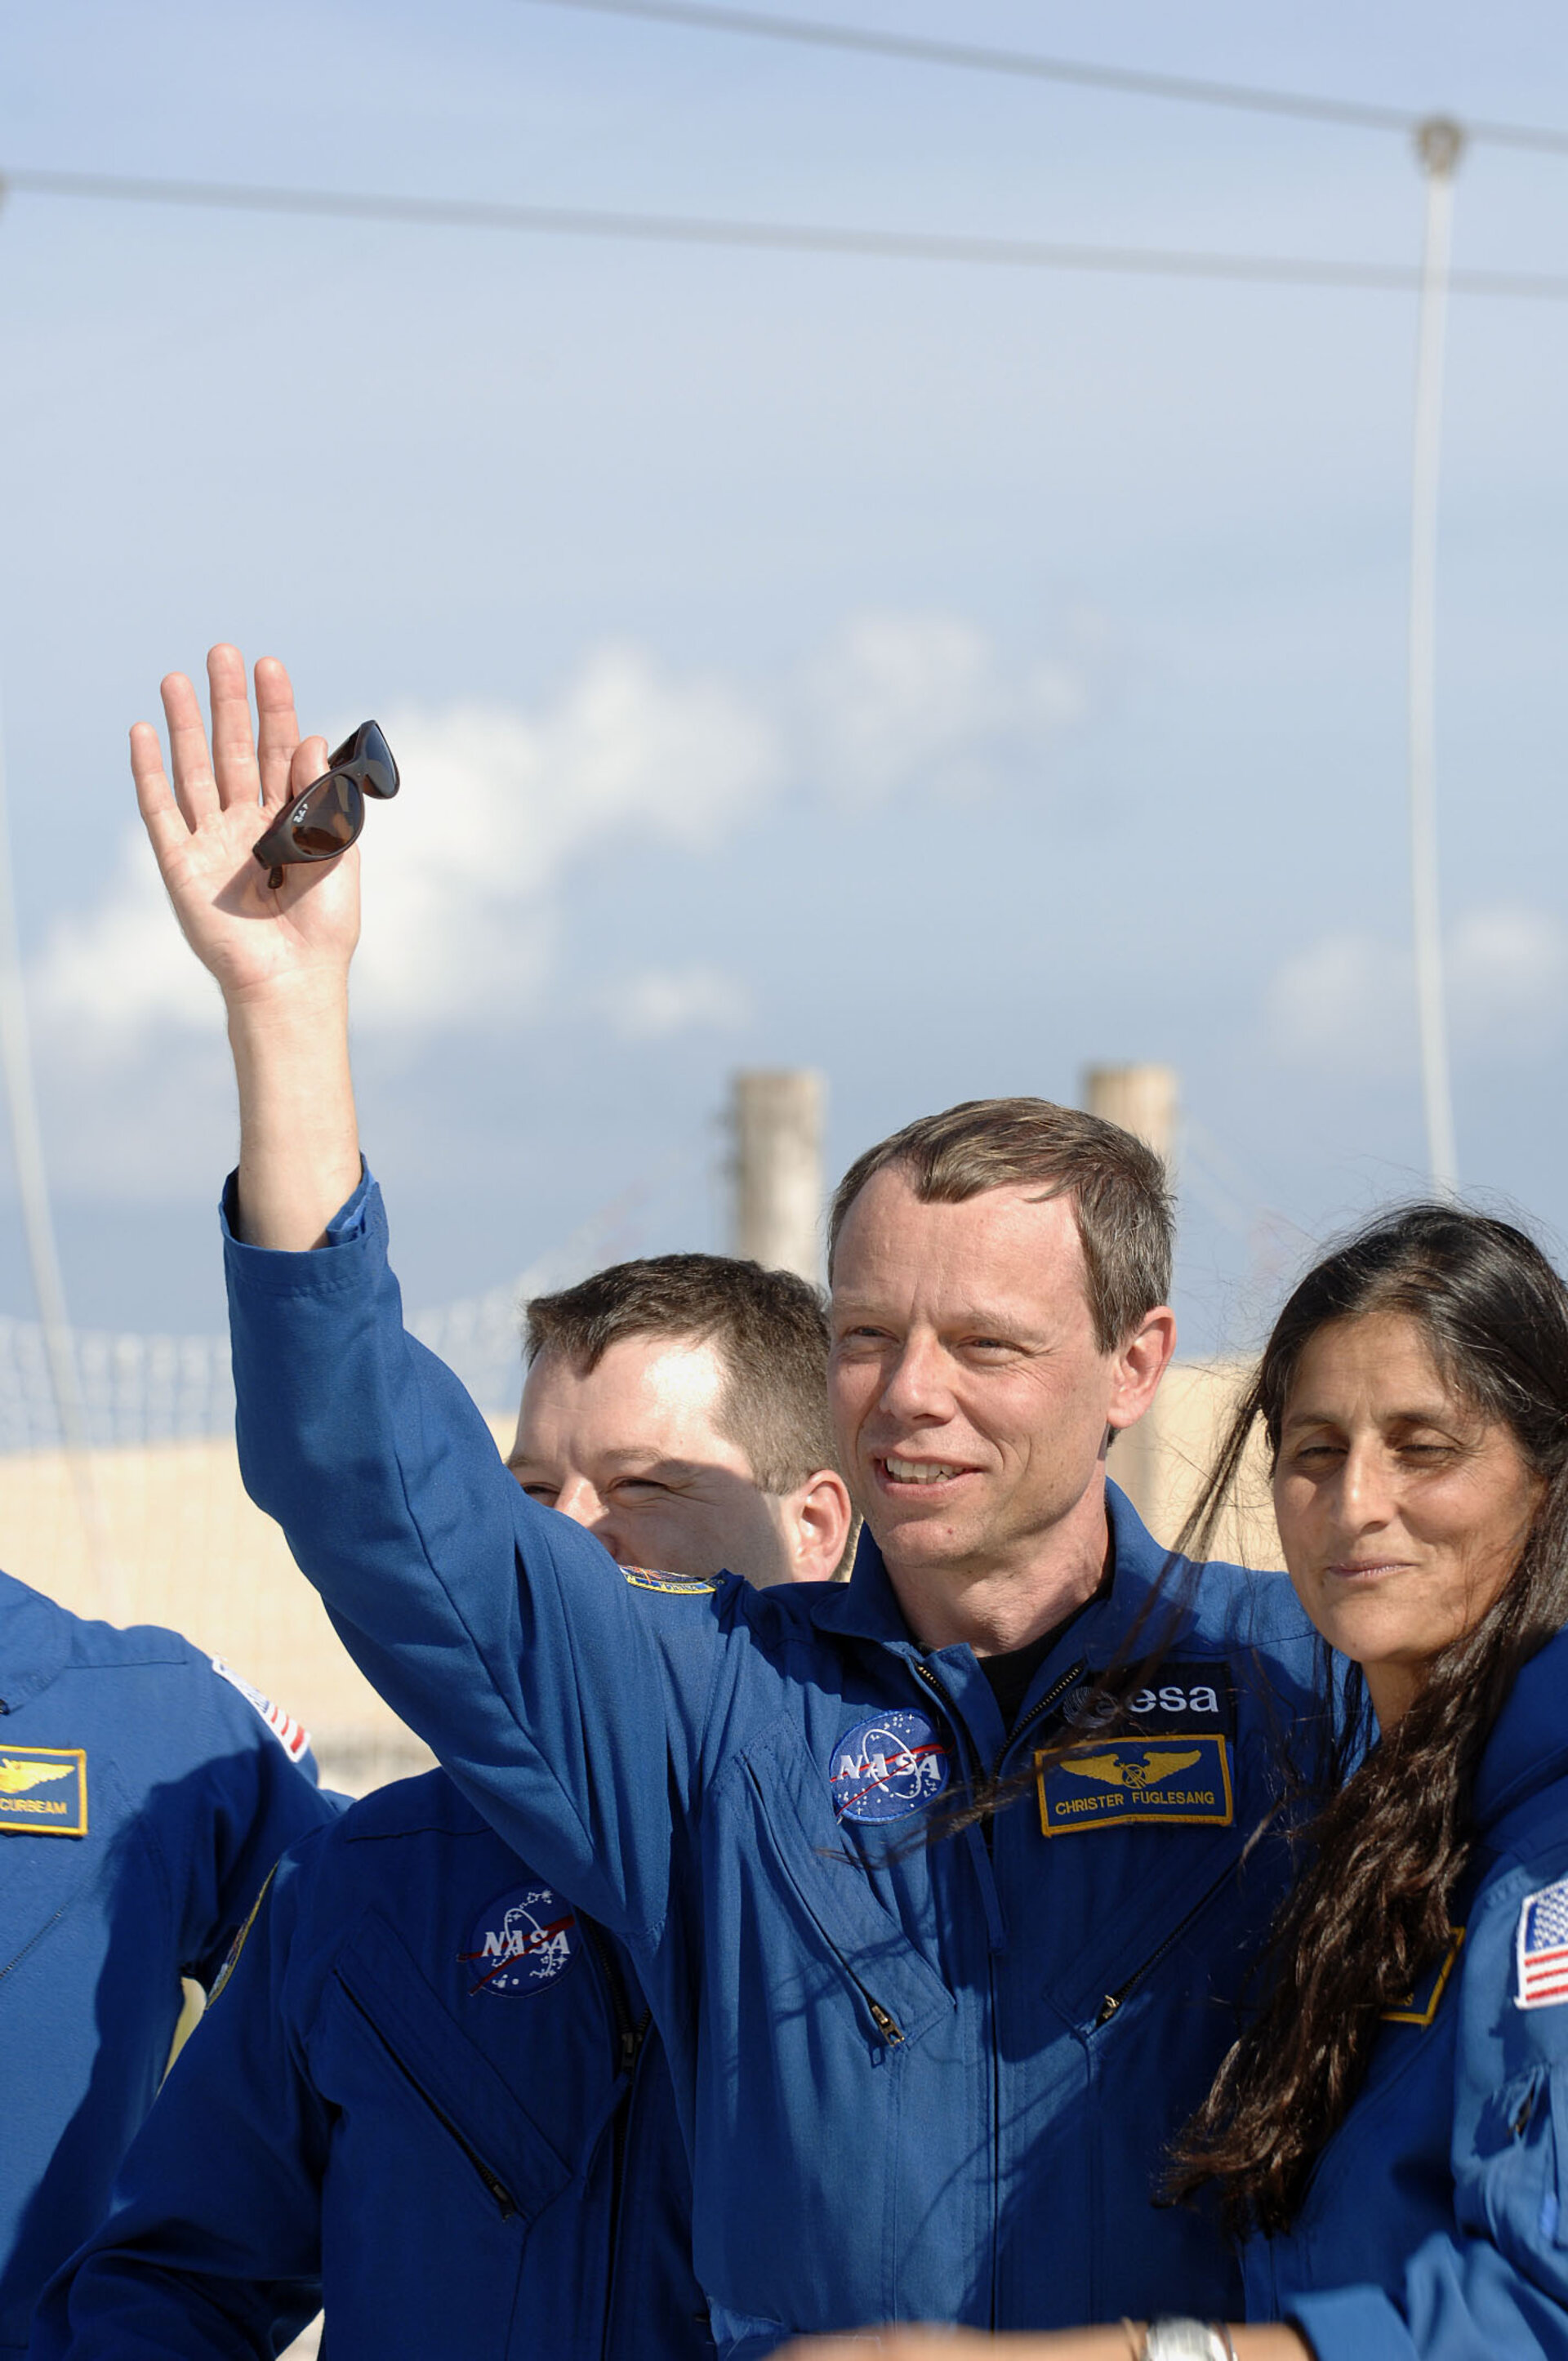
[[804, 1481, 1203, 1669], [1470, 1624, 1568, 1839], [0, 1570, 75, 1713]]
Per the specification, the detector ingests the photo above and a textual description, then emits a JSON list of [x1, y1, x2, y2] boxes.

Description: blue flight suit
[[1244, 1627, 1568, 2359], [223, 1170, 1321, 2355], [0, 1570, 334, 2359], [32, 1768, 710, 2361]]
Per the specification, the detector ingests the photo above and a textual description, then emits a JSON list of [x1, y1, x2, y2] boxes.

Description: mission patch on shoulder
[[622, 1567, 719, 1595], [0, 1745, 87, 1836], [1039, 1663, 1235, 1838], [210, 1656, 311, 1763]]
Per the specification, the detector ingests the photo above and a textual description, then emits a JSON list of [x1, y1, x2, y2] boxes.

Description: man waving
[[133, 647, 1314, 2354]]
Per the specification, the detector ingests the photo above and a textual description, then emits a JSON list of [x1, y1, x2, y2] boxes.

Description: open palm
[[131, 644, 361, 1006]]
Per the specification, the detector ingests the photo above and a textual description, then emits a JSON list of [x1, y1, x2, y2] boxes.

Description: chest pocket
[[737, 1719, 953, 2058], [0, 1751, 142, 1988], [331, 1909, 581, 2224]]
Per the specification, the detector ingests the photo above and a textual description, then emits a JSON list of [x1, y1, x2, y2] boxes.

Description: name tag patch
[[1385, 1927, 1465, 2025], [1517, 1877, 1568, 2011], [831, 1709, 950, 1824], [1042, 1661, 1236, 1837], [0, 1746, 88, 1836], [623, 1567, 719, 1595], [1038, 1734, 1233, 1835], [460, 1882, 580, 1996]]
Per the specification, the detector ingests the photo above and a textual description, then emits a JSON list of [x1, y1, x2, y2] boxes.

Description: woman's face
[[1272, 1309, 1540, 1726]]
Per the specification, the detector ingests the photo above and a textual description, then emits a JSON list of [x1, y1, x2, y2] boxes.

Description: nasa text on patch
[[1040, 1667, 1235, 1838], [1517, 1876, 1568, 2010], [830, 1709, 950, 1825], [0, 1745, 88, 1836], [460, 1882, 580, 1997]]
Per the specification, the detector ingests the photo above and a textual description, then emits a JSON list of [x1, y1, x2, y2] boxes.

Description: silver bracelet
[[1141, 2321, 1237, 2361]]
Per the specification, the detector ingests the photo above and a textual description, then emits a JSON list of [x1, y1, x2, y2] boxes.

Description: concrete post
[[1081, 1062, 1178, 1165], [1081, 1063, 1178, 1529], [728, 1071, 826, 1284]]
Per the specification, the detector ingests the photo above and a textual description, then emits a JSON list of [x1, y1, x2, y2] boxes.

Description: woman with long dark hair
[[781, 1203, 1568, 2361]]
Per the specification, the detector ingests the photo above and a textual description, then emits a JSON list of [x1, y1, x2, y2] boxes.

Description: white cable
[[1407, 120, 1463, 1199]]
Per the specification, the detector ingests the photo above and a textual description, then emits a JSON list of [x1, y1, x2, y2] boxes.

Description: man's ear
[[780, 1470, 854, 1584], [1105, 1306, 1178, 1434]]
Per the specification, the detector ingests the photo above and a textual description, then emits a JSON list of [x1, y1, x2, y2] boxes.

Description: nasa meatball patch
[[460, 1882, 580, 1997], [830, 1709, 950, 1824]]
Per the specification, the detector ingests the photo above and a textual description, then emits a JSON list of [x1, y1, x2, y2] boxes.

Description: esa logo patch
[[1039, 1668, 1236, 1838], [831, 1709, 950, 1824], [460, 1882, 580, 1996], [210, 1657, 311, 1763], [622, 1567, 719, 1596]]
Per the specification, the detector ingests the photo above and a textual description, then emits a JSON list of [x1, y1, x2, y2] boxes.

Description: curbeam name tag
[[0, 1746, 88, 1837]]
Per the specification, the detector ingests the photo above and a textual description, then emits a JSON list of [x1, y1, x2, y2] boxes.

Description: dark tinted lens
[[356, 722, 399, 800], [292, 774, 363, 856]]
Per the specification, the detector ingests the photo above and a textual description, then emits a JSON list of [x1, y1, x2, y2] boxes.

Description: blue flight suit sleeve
[[30, 1846, 327, 2361], [222, 1171, 715, 1949], [1285, 1855, 1568, 2361], [174, 1666, 337, 1989]]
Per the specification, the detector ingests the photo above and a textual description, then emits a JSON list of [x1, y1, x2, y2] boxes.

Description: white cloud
[[796, 612, 1085, 807], [29, 616, 1085, 1058], [600, 964, 751, 1041], [1266, 904, 1568, 1078]]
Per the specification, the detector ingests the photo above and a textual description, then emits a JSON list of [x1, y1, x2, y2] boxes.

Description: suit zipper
[[581, 1922, 655, 2361], [337, 1980, 519, 2219], [582, 1920, 650, 2072], [1093, 1858, 1236, 2027]]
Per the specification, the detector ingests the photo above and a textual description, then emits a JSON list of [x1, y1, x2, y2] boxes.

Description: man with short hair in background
[[33, 1253, 849, 2361]]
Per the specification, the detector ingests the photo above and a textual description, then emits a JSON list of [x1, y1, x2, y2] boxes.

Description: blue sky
[[2, 0, 1567, 1358]]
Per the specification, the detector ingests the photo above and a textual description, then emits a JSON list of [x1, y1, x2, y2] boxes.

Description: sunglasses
[[252, 720, 400, 889]]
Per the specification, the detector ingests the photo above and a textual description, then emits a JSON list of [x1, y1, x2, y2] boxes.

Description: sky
[[2, 0, 1567, 1374]]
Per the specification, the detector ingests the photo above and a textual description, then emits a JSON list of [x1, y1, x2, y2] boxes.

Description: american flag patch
[[1516, 1876, 1568, 2010], [210, 1657, 311, 1766]]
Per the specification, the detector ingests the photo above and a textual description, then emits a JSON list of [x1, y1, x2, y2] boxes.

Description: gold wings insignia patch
[[1061, 1748, 1202, 1793], [0, 1757, 74, 1794]]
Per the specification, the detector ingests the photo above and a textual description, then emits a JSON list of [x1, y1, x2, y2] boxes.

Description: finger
[[130, 719, 195, 874], [159, 670, 220, 831], [255, 656, 302, 816], [207, 644, 261, 813], [289, 735, 329, 798]]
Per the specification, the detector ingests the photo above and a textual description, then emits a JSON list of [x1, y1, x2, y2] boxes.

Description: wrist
[[224, 965, 351, 1036]]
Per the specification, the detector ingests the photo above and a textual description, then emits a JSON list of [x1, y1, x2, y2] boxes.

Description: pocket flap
[[335, 1908, 577, 2216]]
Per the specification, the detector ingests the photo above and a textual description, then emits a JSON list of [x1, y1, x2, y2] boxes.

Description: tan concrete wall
[[1112, 1356, 1281, 1570], [0, 1415, 512, 1795]]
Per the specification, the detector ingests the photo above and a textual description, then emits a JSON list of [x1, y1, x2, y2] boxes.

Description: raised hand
[[133, 644, 365, 1250], [131, 645, 360, 1009]]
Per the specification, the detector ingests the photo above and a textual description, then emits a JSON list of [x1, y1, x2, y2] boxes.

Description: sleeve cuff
[[220, 1160, 375, 1254], [1286, 2283, 1419, 2361]]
